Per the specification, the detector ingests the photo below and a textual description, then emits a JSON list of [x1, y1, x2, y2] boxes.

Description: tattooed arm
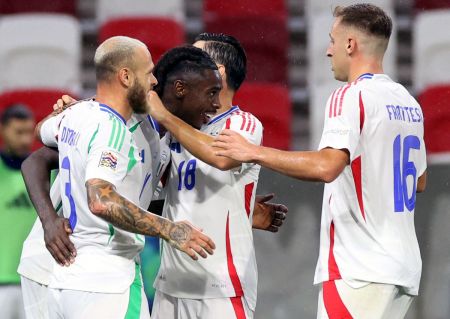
[[86, 178, 215, 260]]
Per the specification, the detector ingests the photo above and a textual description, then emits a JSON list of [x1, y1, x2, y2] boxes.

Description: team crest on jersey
[[99, 151, 118, 170]]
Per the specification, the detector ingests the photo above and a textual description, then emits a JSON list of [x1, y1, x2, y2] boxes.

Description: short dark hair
[[153, 45, 218, 96], [194, 33, 247, 91], [0, 104, 34, 125], [334, 3, 392, 39]]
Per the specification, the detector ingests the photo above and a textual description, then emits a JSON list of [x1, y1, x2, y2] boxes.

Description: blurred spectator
[[0, 104, 36, 319]]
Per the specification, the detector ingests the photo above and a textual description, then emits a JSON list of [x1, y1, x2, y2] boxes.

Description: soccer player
[[35, 36, 215, 318], [19, 44, 286, 319], [0, 105, 36, 319], [213, 4, 427, 319], [148, 38, 263, 319]]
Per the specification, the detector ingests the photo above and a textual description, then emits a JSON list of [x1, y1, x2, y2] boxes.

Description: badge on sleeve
[[98, 151, 118, 170]]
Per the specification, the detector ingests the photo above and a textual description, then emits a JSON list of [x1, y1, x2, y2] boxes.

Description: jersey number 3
[[177, 159, 197, 191], [393, 134, 420, 212], [61, 156, 77, 229]]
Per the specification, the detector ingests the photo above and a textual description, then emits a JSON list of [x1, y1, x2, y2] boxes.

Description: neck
[[95, 83, 132, 121], [217, 88, 235, 115], [347, 56, 384, 83]]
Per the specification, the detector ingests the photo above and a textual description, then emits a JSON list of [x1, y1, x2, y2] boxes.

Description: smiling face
[[173, 69, 222, 129], [326, 17, 351, 82]]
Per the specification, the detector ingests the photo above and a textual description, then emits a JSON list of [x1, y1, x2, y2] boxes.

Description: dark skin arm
[[86, 178, 216, 260], [150, 195, 288, 232], [253, 194, 288, 232], [21, 146, 76, 266]]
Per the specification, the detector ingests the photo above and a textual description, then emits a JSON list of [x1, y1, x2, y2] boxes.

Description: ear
[[346, 37, 356, 55], [174, 80, 187, 99], [118, 68, 135, 88], [217, 64, 226, 78]]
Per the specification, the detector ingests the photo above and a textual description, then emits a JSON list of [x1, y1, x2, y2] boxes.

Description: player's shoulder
[[228, 107, 263, 129]]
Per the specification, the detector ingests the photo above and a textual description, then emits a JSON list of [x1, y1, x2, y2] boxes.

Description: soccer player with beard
[[36, 36, 215, 319]]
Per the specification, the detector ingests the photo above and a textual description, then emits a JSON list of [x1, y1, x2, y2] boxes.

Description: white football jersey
[[18, 113, 169, 287], [38, 101, 168, 293], [154, 106, 263, 310], [314, 74, 427, 295]]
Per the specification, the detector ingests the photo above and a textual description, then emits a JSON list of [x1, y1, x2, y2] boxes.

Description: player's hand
[[166, 220, 216, 261], [213, 129, 258, 163], [43, 216, 76, 267], [253, 193, 288, 232], [52, 95, 77, 112], [147, 91, 170, 123]]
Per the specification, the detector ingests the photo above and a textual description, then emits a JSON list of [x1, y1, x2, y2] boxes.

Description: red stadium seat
[[418, 85, 450, 154], [234, 83, 292, 150], [414, 0, 450, 11], [98, 18, 185, 63], [204, 0, 288, 84], [0, 0, 76, 15], [0, 89, 77, 150], [204, 0, 286, 19]]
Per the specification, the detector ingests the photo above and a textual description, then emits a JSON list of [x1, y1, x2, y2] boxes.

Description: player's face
[[127, 47, 158, 114], [177, 69, 222, 129], [0, 118, 35, 157], [326, 18, 351, 82]]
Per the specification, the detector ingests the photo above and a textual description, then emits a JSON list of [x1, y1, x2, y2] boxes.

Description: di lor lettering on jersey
[[60, 126, 80, 146]]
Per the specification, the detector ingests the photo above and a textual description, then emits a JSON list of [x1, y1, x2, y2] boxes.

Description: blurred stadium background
[[0, 0, 449, 318]]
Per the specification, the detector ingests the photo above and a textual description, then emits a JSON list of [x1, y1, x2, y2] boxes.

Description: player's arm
[[86, 179, 215, 260], [417, 171, 427, 193], [214, 88, 361, 182], [252, 194, 288, 232], [35, 95, 78, 141], [21, 146, 76, 266], [214, 130, 349, 183], [148, 91, 239, 171]]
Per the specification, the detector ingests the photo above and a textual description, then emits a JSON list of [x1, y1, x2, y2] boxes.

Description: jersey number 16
[[393, 134, 420, 212]]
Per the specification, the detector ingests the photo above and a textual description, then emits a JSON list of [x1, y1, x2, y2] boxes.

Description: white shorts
[[317, 280, 414, 319], [21, 276, 49, 319], [151, 290, 253, 319], [0, 284, 26, 319], [48, 268, 150, 319]]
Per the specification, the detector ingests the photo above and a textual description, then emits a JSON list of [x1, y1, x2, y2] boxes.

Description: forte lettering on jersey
[[385, 105, 423, 123], [60, 126, 80, 146]]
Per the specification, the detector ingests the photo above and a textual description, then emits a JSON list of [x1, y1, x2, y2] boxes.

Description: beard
[[127, 81, 148, 114]]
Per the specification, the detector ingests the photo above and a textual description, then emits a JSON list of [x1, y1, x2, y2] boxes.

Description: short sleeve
[[40, 112, 68, 147], [223, 111, 263, 173], [224, 111, 263, 146], [84, 117, 132, 187], [318, 86, 362, 161]]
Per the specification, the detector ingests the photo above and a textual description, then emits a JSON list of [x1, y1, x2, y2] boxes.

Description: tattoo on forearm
[[86, 179, 191, 248]]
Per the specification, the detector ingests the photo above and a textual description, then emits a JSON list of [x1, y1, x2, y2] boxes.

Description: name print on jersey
[[60, 126, 80, 146], [385, 105, 423, 123]]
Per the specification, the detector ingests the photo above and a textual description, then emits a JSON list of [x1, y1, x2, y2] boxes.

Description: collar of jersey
[[357, 73, 374, 80], [207, 106, 240, 126], [99, 103, 127, 125]]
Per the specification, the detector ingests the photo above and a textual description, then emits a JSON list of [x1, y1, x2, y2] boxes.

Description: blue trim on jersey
[[358, 73, 374, 80], [147, 115, 160, 133], [99, 103, 127, 125], [139, 172, 152, 200], [207, 106, 240, 125]]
